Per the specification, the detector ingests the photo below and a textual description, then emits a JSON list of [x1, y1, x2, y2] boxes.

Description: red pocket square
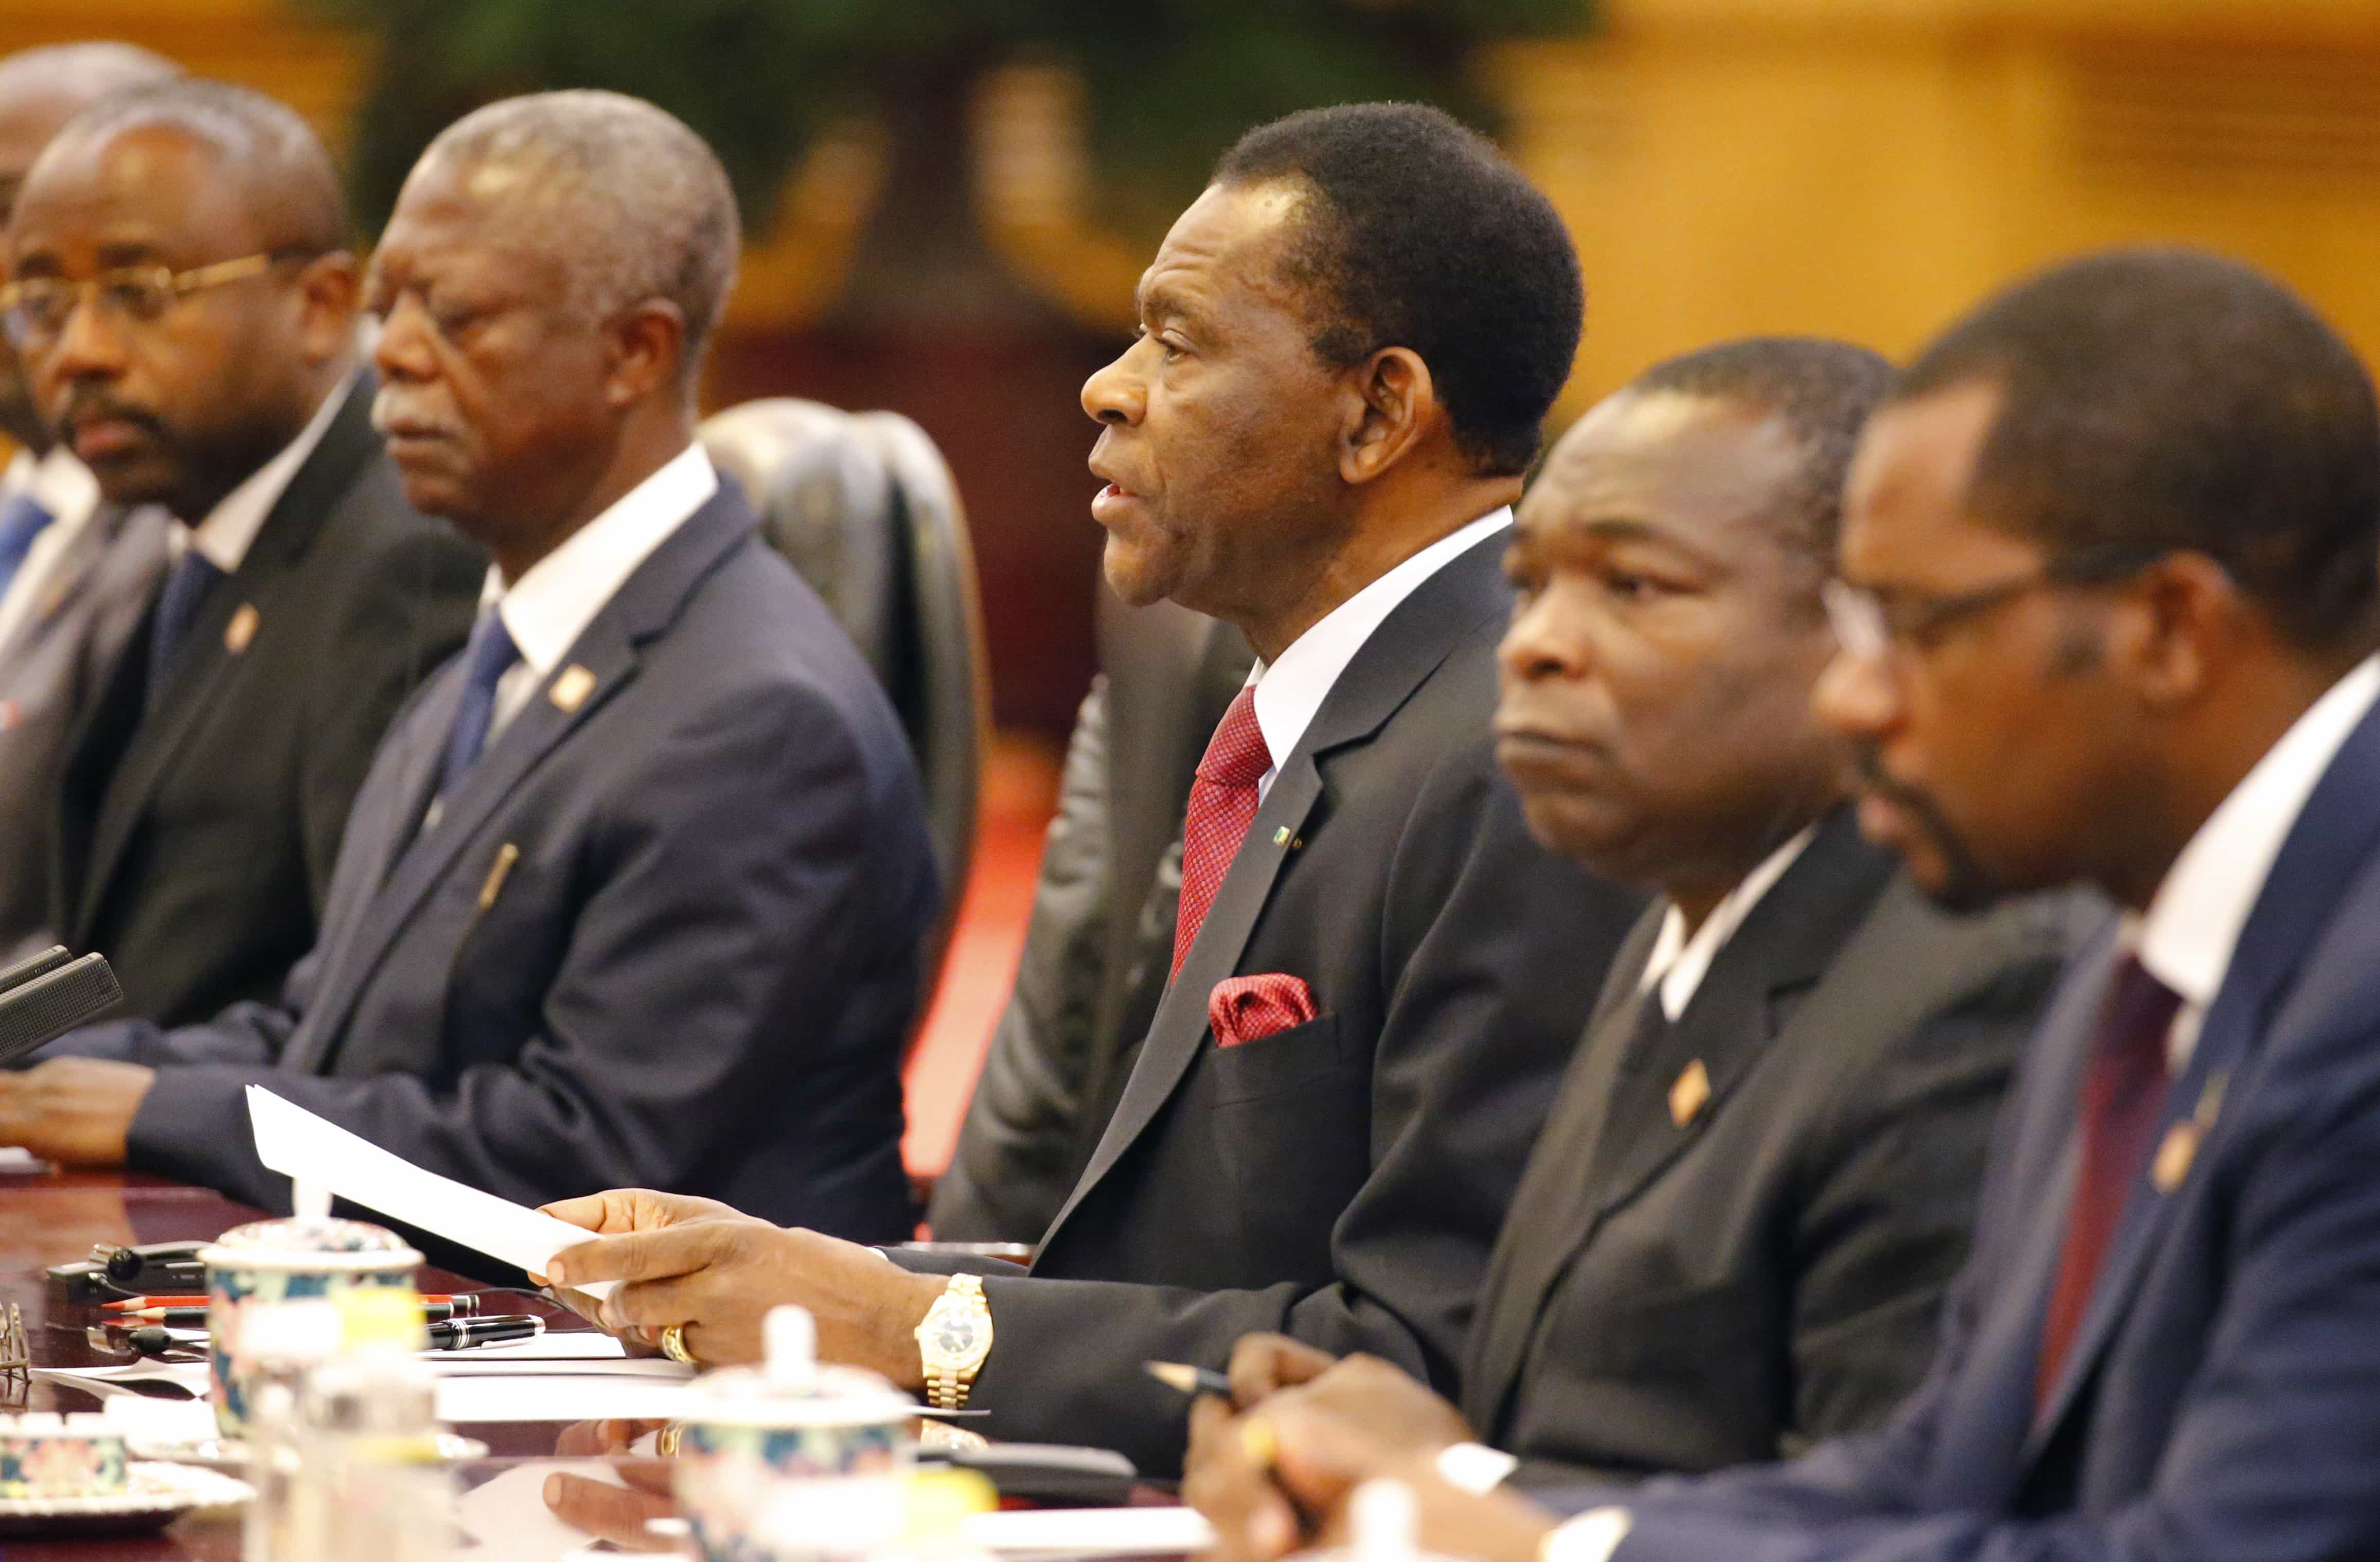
[[1209, 974, 1320, 1048]]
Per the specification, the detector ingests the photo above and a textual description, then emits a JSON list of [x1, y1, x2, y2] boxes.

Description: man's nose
[[1812, 643, 1901, 741], [371, 294, 438, 383], [1081, 344, 1146, 427], [47, 289, 128, 384], [1497, 587, 1592, 687]]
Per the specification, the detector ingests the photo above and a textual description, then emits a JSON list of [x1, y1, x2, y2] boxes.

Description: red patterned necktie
[[2035, 953, 2181, 1412], [1172, 686, 1270, 979]]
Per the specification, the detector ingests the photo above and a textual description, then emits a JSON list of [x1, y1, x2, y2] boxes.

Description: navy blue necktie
[[439, 611, 521, 802], [0, 491, 57, 606], [147, 548, 225, 703]]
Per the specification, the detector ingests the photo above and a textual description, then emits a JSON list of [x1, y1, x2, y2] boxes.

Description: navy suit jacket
[[51, 480, 937, 1245], [1561, 687, 2380, 1561]]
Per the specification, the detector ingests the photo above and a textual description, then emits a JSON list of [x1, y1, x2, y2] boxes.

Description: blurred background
[[8, 0, 2380, 1178]]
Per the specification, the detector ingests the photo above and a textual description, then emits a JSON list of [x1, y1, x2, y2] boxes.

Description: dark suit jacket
[[1465, 809, 2092, 1489], [51, 480, 938, 1244], [929, 591, 1252, 1242], [52, 372, 483, 1025], [0, 500, 169, 955], [899, 531, 1646, 1476], [1561, 689, 2380, 1561]]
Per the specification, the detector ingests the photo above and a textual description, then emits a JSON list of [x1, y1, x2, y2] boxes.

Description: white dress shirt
[[2131, 651, 2380, 1072], [481, 441, 718, 742], [1524, 650, 2380, 1562], [1637, 825, 1817, 1022], [177, 370, 353, 575], [0, 445, 102, 650], [1244, 507, 1509, 800]]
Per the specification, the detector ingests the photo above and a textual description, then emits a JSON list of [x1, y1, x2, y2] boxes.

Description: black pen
[[1145, 1359, 1232, 1396], [425, 1314, 545, 1350]]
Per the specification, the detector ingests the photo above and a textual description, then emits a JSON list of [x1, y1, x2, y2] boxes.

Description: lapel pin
[[0, 700, 19, 733], [224, 604, 259, 654], [2152, 1120, 2199, 1195], [477, 842, 520, 911], [549, 665, 596, 713], [1669, 1058, 1711, 1127], [1273, 827, 1291, 845], [37, 583, 64, 622]]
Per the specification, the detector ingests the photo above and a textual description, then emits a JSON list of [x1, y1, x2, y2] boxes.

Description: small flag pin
[[1669, 1059, 1712, 1127]]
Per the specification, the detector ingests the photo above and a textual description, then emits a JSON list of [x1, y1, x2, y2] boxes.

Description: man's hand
[[536, 1189, 765, 1325], [1227, 1333, 1339, 1408], [1184, 1395, 1557, 1562], [542, 1218, 946, 1388], [542, 1461, 678, 1552], [0, 1060, 152, 1166]]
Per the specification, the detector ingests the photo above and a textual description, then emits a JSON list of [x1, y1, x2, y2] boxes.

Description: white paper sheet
[[440, 1331, 627, 1361], [435, 1374, 699, 1424], [245, 1087, 616, 1299], [962, 1506, 1217, 1556], [431, 1356, 692, 1379], [34, 1359, 210, 1396], [456, 1459, 633, 1561]]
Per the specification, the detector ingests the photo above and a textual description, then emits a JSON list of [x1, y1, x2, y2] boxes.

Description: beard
[[1851, 742, 2005, 914]]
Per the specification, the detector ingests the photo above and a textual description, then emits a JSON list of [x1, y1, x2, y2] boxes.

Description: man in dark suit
[[2, 79, 482, 1026], [1188, 250, 2380, 1562], [929, 589, 1251, 1243], [1210, 338, 2093, 1502], [0, 42, 181, 955], [540, 102, 1643, 1477], [8, 90, 936, 1242]]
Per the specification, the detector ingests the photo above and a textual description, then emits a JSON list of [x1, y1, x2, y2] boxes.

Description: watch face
[[932, 1315, 983, 1357]]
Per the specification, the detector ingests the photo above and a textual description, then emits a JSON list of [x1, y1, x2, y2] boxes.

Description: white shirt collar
[[1246, 508, 1510, 793], [1639, 824, 1819, 1022], [6, 446, 101, 531], [484, 441, 719, 679], [182, 370, 354, 574], [2132, 654, 2380, 1043]]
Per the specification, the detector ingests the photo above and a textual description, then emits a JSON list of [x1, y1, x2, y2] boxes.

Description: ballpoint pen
[[424, 1315, 545, 1350]]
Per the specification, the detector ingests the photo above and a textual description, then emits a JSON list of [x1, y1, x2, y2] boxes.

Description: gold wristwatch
[[916, 1273, 993, 1411]]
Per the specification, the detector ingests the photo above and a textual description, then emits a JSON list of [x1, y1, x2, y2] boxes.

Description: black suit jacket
[[1464, 810, 2097, 1488], [53, 372, 483, 1025], [929, 591, 1252, 1241], [51, 480, 938, 1243], [901, 531, 1646, 1475]]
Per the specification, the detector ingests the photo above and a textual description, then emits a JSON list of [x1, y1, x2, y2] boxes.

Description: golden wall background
[[9, 0, 2380, 415]]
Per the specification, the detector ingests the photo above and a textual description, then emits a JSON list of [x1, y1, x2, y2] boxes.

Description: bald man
[[18, 91, 934, 1250], [0, 42, 180, 956], [2, 79, 483, 1026]]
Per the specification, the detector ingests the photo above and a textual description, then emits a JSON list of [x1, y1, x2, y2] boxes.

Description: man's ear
[[1338, 346, 1437, 486], [603, 298, 688, 409], [295, 252, 361, 364], [2109, 552, 2243, 711]]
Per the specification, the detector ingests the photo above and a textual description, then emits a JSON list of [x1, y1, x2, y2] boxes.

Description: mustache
[[58, 389, 165, 439], [1849, 741, 2000, 913], [370, 384, 455, 438]]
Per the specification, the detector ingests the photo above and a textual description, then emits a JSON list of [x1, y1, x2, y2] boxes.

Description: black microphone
[[0, 949, 122, 1066]]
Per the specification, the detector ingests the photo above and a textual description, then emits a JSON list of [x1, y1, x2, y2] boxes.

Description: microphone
[[0, 947, 122, 1066]]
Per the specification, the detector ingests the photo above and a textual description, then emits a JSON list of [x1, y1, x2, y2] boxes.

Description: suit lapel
[[1463, 912, 1664, 1435], [2022, 688, 2380, 1466], [72, 375, 381, 937], [288, 485, 757, 1074], [1037, 531, 1513, 1253]]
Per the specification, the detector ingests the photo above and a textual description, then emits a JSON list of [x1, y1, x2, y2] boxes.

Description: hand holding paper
[[245, 1086, 619, 1300]]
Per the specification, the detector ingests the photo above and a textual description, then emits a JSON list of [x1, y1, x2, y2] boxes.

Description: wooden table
[[0, 1167, 643, 1560]]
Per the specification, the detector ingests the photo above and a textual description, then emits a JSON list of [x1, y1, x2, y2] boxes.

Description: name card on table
[[245, 1086, 617, 1300]]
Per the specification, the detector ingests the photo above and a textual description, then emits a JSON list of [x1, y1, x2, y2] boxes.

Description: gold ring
[[659, 1323, 698, 1367], [656, 1422, 685, 1459], [1239, 1415, 1278, 1471]]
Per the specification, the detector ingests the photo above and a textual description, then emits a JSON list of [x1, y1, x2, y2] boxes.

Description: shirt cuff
[[1434, 1441, 1520, 1495], [1540, 1506, 1632, 1562]]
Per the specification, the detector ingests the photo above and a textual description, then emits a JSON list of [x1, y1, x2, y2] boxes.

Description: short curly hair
[[1631, 336, 1896, 567], [1899, 247, 2380, 650], [1214, 103, 1583, 478]]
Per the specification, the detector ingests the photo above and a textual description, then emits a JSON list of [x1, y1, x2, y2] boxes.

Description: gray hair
[[0, 41, 181, 106], [419, 91, 740, 378], [45, 78, 345, 254]]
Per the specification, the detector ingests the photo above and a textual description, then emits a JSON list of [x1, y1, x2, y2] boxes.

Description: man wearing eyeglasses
[[0, 42, 182, 961], [1191, 248, 2380, 1562], [1, 78, 481, 1042]]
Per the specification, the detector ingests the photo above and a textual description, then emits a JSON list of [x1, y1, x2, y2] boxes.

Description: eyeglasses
[[1823, 545, 2165, 663], [0, 251, 312, 349]]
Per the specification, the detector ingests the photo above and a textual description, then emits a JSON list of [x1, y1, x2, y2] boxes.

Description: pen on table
[[112, 1300, 479, 1325], [1145, 1360, 1233, 1397], [425, 1314, 545, 1351], [105, 1293, 483, 1316]]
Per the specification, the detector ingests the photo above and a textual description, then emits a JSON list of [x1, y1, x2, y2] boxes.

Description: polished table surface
[[0, 1166, 660, 1559]]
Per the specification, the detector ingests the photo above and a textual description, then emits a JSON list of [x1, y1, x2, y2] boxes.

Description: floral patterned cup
[[674, 1362, 915, 1562], [0, 1414, 125, 1498], [199, 1215, 421, 1437]]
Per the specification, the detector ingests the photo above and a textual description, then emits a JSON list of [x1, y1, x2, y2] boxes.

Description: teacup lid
[[201, 1213, 421, 1272]]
